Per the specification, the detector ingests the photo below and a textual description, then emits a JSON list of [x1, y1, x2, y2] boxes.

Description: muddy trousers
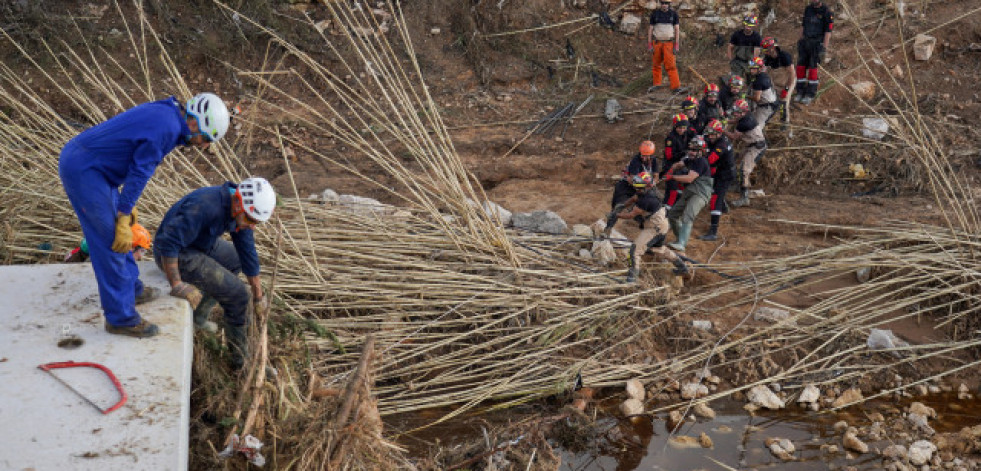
[[652, 42, 680, 90], [668, 182, 712, 251], [740, 142, 767, 188], [155, 239, 250, 328], [60, 148, 144, 327], [628, 208, 678, 280]]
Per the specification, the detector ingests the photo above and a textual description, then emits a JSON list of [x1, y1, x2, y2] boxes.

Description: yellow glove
[[170, 282, 203, 310], [111, 213, 134, 253], [130, 208, 138, 226]]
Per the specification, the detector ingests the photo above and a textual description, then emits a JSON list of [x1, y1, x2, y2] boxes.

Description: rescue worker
[[795, 0, 834, 104], [664, 136, 713, 252], [722, 99, 766, 207], [719, 75, 745, 113], [605, 172, 689, 283], [762, 37, 795, 102], [695, 84, 725, 133], [647, 0, 681, 91], [727, 14, 762, 78], [746, 57, 779, 126], [66, 223, 153, 264], [154, 178, 277, 369], [662, 113, 693, 209], [611, 140, 659, 211], [699, 120, 736, 241], [681, 95, 699, 126], [58, 93, 231, 338]]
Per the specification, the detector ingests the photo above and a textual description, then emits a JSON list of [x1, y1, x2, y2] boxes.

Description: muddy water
[[561, 394, 981, 471]]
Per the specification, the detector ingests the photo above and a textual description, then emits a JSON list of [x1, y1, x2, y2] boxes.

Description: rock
[[667, 410, 684, 430], [513, 210, 567, 234], [590, 239, 617, 265], [692, 320, 713, 330], [909, 402, 937, 419], [851, 81, 877, 101], [619, 13, 643, 34], [571, 224, 593, 239], [681, 382, 709, 399], [843, 431, 869, 454], [913, 34, 936, 61], [626, 379, 645, 401], [604, 98, 622, 123], [893, 64, 905, 78], [747, 385, 785, 409], [578, 249, 592, 259], [833, 388, 864, 408], [867, 328, 909, 351], [766, 437, 796, 460], [798, 384, 821, 404], [322, 188, 340, 203], [429, 27, 441, 35], [481, 201, 512, 226], [337, 194, 394, 215], [928, 385, 941, 394], [753, 307, 795, 326], [620, 398, 644, 417], [571, 398, 587, 411], [668, 435, 701, 448], [882, 444, 909, 460], [914, 384, 929, 396], [855, 266, 872, 283], [908, 440, 937, 465], [862, 117, 892, 140], [833, 420, 850, 433], [908, 412, 936, 436], [693, 402, 716, 419], [868, 421, 885, 441], [699, 432, 714, 448]]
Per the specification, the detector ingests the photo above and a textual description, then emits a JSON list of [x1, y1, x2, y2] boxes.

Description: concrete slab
[[0, 262, 192, 471]]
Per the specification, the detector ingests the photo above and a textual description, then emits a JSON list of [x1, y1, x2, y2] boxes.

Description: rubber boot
[[226, 323, 249, 371], [669, 218, 681, 239], [698, 224, 719, 241], [732, 188, 750, 207], [626, 267, 639, 283], [671, 258, 689, 275], [193, 296, 219, 333], [668, 222, 692, 252]]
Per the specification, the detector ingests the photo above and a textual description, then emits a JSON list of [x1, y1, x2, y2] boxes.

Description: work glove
[[818, 44, 827, 63], [170, 282, 203, 310], [779, 88, 789, 100], [254, 295, 270, 314], [111, 213, 134, 253]]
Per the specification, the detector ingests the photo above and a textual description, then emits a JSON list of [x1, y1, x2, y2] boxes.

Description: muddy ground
[[3, 0, 980, 468]]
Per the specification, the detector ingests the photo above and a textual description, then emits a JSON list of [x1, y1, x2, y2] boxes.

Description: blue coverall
[[59, 97, 190, 327], [153, 183, 261, 327]]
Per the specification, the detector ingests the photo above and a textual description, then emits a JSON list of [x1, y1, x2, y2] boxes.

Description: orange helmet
[[131, 223, 152, 250], [639, 140, 656, 156], [681, 95, 699, 111], [748, 56, 765, 70], [704, 83, 720, 97], [672, 113, 689, 127]]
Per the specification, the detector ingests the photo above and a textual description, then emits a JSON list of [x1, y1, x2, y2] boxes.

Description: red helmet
[[639, 140, 656, 156], [681, 95, 699, 111], [632, 171, 654, 189], [688, 135, 707, 153], [748, 56, 765, 70], [728, 75, 745, 90], [705, 119, 724, 135], [703, 83, 720, 97], [761, 36, 777, 50], [672, 113, 689, 127], [743, 14, 758, 27], [732, 99, 750, 113]]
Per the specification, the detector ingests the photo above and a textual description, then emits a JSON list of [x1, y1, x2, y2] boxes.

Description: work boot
[[732, 188, 750, 207], [105, 318, 159, 338], [625, 267, 639, 283], [135, 286, 160, 305], [193, 296, 219, 333], [698, 224, 719, 241], [672, 258, 689, 275], [226, 323, 250, 370]]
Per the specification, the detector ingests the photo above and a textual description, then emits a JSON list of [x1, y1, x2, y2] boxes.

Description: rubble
[[513, 210, 567, 234], [625, 379, 645, 401], [766, 437, 795, 460], [842, 431, 869, 454], [913, 34, 937, 61], [908, 440, 937, 465], [832, 388, 863, 408], [746, 385, 784, 409], [798, 384, 820, 404]]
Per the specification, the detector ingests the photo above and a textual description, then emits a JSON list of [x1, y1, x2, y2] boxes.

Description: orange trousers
[[652, 41, 680, 90]]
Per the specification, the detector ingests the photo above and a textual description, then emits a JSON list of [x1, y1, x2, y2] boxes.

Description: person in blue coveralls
[[154, 177, 276, 370], [59, 93, 232, 338]]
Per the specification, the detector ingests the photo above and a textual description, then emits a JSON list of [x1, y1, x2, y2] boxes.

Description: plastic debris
[[219, 434, 266, 467]]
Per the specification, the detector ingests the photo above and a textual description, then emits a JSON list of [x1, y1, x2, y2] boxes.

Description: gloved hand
[[818, 45, 827, 63], [254, 295, 270, 314], [170, 282, 203, 310], [779, 88, 789, 100], [129, 208, 139, 226], [111, 213, 134, 253]]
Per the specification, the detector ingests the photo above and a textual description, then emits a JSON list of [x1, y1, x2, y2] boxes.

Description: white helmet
[[238, 177, 276, 223], [186, 93, 231, 142]]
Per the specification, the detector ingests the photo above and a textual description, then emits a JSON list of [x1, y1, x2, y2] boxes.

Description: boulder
[[913, 34, 936, 61], [766, 437, 795, 460], [747, 385, 785, 409], [843, 431, 869, 454], [571, 224, 593, 239], [681, 382, 709, 399], [626, 379, 645, 401], [851, 81, 877, 101], [832, 388, 864, 408], [619, 13, 643, 35], [620, 398, 644, 417], [513, 210, 567, 234], [590, 239, 617, 265], [798, 384, 821, 404], [481, 200, 512, 226], [908, 440, 937, 465]]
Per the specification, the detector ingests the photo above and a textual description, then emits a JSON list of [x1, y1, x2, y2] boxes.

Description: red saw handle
[[38, 361, 128, 414]]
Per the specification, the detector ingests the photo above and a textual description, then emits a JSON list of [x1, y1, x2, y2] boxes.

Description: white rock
[[692, 320, 713, 330], [766, 437, 795, 460], [481, 200, 512, 226], [513, 210, 567, 234], [909, 402, 937, 419], [693, 402, 716, 419], [856, 267, 872, 283], [578, 249, 592, 259], [907, 412, 936, 436], [798, 385, 821, 404], [843, 431, 869, 454], [572, 224, 593, 238], [882, 444, 908, 460], [620, 398, 645, 417], [429, 27, 441, 35], [322, 188, 340, 203], [590, 239, 617, 265], [754, 307, 795, 326], [626, 379, 645, 401], [908, 440, 937, 465], [338, 194, 394, 215], [619, 13, 643, 35], [747, 385, 785, 409], [681, 382, 709, 399], [913, 34, 936, 61], [862, 117, 891, 140], [851, 81, 877, 101]]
